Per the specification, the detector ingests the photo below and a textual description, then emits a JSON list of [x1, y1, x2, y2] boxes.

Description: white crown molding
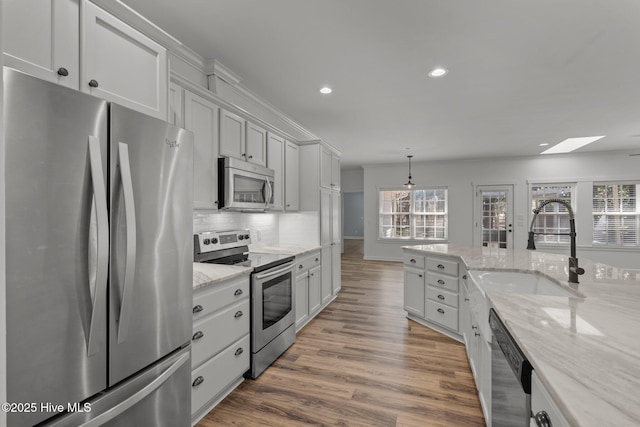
[[203, 59, 241, 86]]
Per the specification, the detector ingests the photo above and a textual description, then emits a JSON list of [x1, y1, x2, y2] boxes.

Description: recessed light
[[541, 136, 605, 154], [428, 67, 448, 78], [319, 86, 332, 94], [539, 143, 549, 146]]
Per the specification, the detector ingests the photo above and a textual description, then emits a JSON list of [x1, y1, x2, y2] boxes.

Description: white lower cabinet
[[531, 371, 570, 427], [191, 275, 250, 424], [294, 251, 321, 331]]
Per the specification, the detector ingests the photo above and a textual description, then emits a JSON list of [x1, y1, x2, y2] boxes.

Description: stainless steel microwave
[[218, 157, 275, 211]]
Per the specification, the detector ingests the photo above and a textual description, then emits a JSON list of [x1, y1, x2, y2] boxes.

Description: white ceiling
[[123, 0, 640, 167]]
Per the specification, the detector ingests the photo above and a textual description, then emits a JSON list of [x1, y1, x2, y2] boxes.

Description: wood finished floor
[[197, 240, 485, 426]]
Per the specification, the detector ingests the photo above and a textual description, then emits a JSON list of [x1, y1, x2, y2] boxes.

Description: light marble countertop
[[403, 243, 640, 427], [193, 262, 252, 291], [250, 244, 321, 257]]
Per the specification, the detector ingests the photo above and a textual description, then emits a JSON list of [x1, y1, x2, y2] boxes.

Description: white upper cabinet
[[219, 108, 246, 160], [266, 133, 285, 211], [284, 141, 299, 211], [320, 146, 340, 190], [184, 90, 219, 210], [168, 82, 184, 127], [81, 0, 168, 119], [331, 153, 341, 190], [2, 0, 80, 89], [245, 122, 267, 166]]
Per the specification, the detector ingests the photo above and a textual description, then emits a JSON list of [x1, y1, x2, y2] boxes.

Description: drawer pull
[[410, 258, 416, 263], [192, 331, 204, 341], [234, 347, 244, 357], [192, 305, 204, 314], [437, 294, 445, 300], [192, 376, 204, 387], [437, 264, 445, 269], [437, 308, 445, 314], [234, 288, 243, 296], [437, 279, 445, 285], [234, 310, 244, 318]]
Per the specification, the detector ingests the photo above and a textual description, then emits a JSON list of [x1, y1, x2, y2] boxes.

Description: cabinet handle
[[437, 294, 445, 300], [57, 67, 69, 77], [310, 273, 314, 277], [287, 204, 291, 207], [192, 331, 204, 341], [418, 274, 423, 278], [437, 279, 445, 285], [192, 376, 204, 387], [437, 308, 445, 314], [462, 274, 467, 280], [192, 305, 204, 314], [437, 264, 445, 269], [472, 325, 478, 330], [299, 264, 304, 269], [234, 310, 243, 318], [465, 297, 470, 302], [248, 155, 253, 159], [88, 79, 99, 88], [315, 258, 319, 262], [241, 153, 246, 157], [410, 258, 416, 263], [534, 411, 552, 427], [234, 347, 244, 357], [234, 289, 243, 296]]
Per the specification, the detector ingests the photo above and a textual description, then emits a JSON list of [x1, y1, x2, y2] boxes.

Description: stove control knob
[[203, 238, 211, 245], [238, 235, 244, 240], [244, 234, 250, 240], [211, 238, 218, 244]]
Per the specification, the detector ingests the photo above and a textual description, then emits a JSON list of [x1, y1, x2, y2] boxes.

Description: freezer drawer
[[43, 346, 191, 427]]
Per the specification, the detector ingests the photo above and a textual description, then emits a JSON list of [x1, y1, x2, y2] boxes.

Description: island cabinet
[[294, 251, 322, 331], [402, 250, 462, 341], [3, 0, 169, 119], [191, 275, 250, 424]]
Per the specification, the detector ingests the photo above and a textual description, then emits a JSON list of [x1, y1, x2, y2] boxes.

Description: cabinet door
[[331, 190, 341, 243], [82, 1, 168, 119], [168, 82, 184, 127], [245, 122, 267, 166], [266, 133, 285, 211], [3, 0, 79, 89], [219, 108, 245, 160], [295, 272, 309, 330], [320, 146, 332, 189], [320, 189, 332, 245], [331, 242, 341, 295], [184, 91, 218, 209], [331, 154, 341, 190], [404, 268, 425, 317], [285, 141, 299, 211], [308, 265, 322, 315], [320, 245, 332, 305]]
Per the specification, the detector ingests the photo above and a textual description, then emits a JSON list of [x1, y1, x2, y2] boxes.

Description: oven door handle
[[254, 261, 295, 281]]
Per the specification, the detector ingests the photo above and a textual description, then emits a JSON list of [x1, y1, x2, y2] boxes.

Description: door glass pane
[[481, 191, 507, 248]]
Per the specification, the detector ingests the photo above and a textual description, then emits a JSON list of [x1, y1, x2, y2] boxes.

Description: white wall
[[1, 1, 7, 423], [341, 168, 364, 193], [363, 151, 640, 269]]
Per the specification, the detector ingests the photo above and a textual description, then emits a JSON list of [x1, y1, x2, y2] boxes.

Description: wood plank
[[196, 240, 485, 426]]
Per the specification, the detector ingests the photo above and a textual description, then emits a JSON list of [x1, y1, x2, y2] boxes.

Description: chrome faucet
[[526, 199, 585, 284]]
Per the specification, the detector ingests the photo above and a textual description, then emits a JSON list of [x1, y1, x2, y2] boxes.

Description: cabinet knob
[[418, 274, 423, 278], [410, 258, 416, 263], [437, 308, 445, 314], [462, 274, 467, 280], [299, 264, 304, 269], [437, 279, 445, 285], [287, 204, 291, 207], [437, 264, 445, 269], [534, 411, 552, 427], [88, 79, 99, 88], [57, 67, 69, 77], [234, 288, 243, 296], [234, 310, 244, 318], [192, 305, 204, 314], [241, 153, 246, 157], [315, 258, 319, 262], [192, 331, 204, 341], [234, 347, 244, 357], [248, 155, 253, 159], [192, 376, 204, 387], [437, 294, 445, 300]]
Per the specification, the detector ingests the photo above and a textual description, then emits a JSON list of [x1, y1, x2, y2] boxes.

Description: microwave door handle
[[116, 142, 137, 344], [264, 177, 273, 209], [87, 136, 109, 356]]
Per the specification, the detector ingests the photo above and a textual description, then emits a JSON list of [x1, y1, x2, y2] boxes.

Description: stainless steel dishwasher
[[489, 308, 533, 427]]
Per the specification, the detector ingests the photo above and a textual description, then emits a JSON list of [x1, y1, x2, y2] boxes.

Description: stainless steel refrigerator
[[4, 67, 194, 427]]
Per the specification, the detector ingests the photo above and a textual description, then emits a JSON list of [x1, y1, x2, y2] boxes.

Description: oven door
[[224, 165, 273, 211], [251, 261, 295, 351]]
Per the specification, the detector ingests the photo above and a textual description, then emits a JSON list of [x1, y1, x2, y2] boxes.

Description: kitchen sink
[[468, 270, 574, 297]]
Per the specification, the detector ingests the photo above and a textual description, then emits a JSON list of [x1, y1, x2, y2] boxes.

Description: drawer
[[426, 271, 459, 292], [191, 334, 250, 416], [426, 286, 459, 308], [192, 299, 250, 369], [193, 275, 249, 319], [403, 253, 425, 269], [426, 300, 459, 331], [426, 257, 459, 276], [296, 251, 321, 273]]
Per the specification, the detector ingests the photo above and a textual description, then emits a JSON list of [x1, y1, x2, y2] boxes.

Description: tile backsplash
[[193, 210, 319, 248]]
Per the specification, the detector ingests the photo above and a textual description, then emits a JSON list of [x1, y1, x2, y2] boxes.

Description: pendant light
[[403, 155, 415, 188]]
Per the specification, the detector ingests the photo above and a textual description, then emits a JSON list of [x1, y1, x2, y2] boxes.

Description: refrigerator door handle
[[87, 136, 109, 356], [116, 142, 137, 344]]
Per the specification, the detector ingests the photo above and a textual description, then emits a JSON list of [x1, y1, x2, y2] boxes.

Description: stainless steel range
[[194, 230, 296, 379]]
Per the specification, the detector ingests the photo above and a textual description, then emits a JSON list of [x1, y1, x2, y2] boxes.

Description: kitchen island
[[403, 244, 640, 427]]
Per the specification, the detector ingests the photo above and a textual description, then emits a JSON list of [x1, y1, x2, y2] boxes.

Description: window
[[530, 184, 575, 244], [379, 188, 448, 240], [593, 183, 639, 246]]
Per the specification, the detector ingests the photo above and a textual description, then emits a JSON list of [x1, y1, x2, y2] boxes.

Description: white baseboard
[[344, 236, 364, 240]]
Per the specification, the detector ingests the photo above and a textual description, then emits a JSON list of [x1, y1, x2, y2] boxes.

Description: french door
[[474, 185, 514, 249]]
